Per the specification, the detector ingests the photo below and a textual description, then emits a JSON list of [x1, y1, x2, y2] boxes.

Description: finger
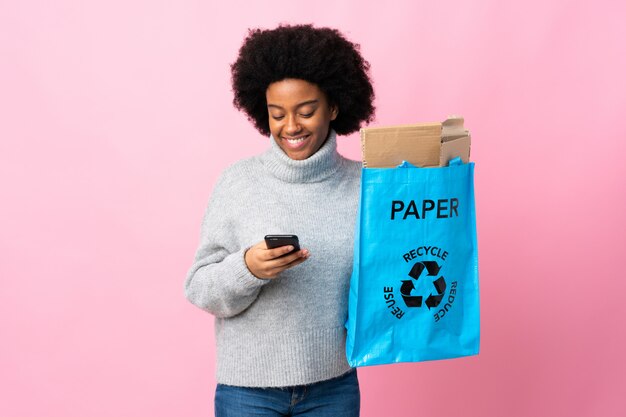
[[263, 245, 297, 260], [270, 252, 309, 274], [267, 249, 308, 268]]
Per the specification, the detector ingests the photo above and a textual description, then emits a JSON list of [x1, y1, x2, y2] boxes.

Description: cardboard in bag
[[360, 115, 471, 168]]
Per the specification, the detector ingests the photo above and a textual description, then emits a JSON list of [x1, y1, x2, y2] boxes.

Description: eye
[[300, 112, 314, 118], [271, 115, 285, 121]]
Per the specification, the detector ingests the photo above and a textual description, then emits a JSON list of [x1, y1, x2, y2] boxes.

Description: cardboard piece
[[360, 115, 471, 168]]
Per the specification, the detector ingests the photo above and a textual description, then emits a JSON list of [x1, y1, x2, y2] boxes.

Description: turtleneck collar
[[259, 129, 342, 183]]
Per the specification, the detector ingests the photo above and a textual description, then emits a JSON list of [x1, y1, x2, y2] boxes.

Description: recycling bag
[[345, 158, 480, 366]]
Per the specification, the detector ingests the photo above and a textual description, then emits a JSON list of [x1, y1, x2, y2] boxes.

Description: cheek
[[267, 119, 281, 134], [309, 114, 331, 133]]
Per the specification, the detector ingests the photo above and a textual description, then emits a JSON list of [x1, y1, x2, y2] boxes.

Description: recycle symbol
[[400, 261, 447, 309]]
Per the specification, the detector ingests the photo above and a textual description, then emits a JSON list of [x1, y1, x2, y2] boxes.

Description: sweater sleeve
[[184, 169, 270, 318]]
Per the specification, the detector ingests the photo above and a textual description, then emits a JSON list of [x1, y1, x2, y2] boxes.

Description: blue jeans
[[214, 368, 360, 416]]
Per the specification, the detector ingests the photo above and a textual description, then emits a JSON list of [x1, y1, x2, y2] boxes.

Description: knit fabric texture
[[184, 130, 361, 387]]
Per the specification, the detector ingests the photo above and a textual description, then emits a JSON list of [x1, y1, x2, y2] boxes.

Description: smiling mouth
[[283, 135, 309, 143], [282, 134, 310, 148]]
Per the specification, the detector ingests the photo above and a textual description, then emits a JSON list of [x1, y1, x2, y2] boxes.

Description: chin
[[285, 149, 312, 160]]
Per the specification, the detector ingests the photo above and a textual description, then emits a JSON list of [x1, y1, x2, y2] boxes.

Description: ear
[[330, 105, 339, 121]]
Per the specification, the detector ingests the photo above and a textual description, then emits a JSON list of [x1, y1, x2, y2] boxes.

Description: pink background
[[1, 1, 625, 416]]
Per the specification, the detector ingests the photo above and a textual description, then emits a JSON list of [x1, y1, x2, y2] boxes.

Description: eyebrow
[[267, 99, 319, 109]]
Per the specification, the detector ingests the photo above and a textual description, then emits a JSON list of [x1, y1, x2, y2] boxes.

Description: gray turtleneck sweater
[[184, 130, 361, 387]]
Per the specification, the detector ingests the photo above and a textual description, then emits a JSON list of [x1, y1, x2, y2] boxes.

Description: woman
[[184, 24, 375, 416]]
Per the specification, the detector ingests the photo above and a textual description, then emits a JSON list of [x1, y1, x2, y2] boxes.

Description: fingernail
[[287, 245, 294, 251]]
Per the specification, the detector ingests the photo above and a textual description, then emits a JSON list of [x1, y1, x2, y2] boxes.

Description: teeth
[[285, 136, 308, 143]]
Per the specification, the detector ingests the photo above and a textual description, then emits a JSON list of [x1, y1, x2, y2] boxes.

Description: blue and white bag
[[345, 158, 480, 366]]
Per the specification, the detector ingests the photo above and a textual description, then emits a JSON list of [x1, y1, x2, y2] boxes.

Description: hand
[[244, 240, 310, 279]]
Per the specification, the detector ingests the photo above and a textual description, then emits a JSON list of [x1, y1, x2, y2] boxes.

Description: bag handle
[[396, 160, 418, 168], [447, 156, 463, 167], [396, 158, 464, 169]]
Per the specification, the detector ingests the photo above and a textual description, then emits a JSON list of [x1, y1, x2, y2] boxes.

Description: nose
[[285, 114, 301, 136]]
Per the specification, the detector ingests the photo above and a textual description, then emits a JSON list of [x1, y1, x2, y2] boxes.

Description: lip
[[281, 134, 311, 150]]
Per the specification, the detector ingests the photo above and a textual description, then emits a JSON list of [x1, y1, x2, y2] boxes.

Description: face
[[266, 78, 338, 160]]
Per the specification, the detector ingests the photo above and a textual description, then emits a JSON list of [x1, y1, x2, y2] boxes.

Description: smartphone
[[264, 234, 300, 255]]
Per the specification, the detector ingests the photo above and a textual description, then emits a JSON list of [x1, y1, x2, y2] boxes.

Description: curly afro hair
[[230, 24, 375, 136]]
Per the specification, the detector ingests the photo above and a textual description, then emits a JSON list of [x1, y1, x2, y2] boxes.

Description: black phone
[[264, 234, 300, 254]]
